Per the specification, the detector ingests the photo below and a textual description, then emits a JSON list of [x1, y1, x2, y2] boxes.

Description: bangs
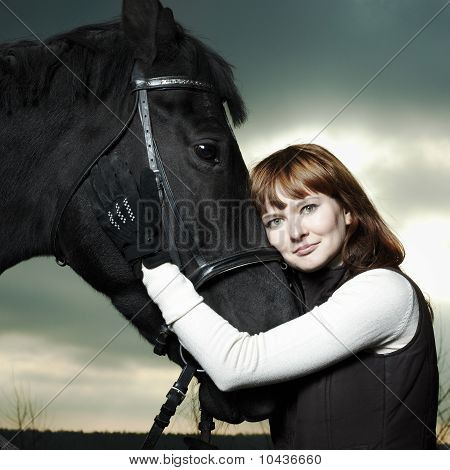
[[250, 145, 338, 214]]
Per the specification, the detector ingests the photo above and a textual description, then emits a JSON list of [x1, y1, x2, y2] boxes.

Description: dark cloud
[[162, 0, 450, 121], [1, 1, 448, 140], [0, 0, 121, 42]]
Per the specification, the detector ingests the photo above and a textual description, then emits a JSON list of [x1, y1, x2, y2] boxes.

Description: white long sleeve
[[142, 264, 417, 392]]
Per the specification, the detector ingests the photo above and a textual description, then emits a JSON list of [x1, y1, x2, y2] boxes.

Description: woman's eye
[[193, 143, 218, 161], [301, 204, 317, 215], [266, 218, 282, 229]]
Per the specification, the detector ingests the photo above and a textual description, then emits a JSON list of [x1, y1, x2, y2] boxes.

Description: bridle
[[51, 64, 284, 288], [50, 64, 287, 449]]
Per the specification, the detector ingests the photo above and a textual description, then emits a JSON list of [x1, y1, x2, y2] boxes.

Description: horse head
[[0, 0, 300, 426]]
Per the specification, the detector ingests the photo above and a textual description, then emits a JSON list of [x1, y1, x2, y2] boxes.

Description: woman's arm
[[142, 264, 415, 392]]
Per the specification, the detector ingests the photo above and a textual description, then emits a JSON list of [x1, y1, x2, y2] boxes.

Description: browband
[[132, 76, 215, 93]]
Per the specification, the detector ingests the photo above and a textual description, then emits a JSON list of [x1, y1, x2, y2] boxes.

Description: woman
[[90, 144, 438, 449]]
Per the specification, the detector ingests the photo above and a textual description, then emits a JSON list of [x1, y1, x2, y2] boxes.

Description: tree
[[0, 373, 48, 449], [437, 335, 450, 446]]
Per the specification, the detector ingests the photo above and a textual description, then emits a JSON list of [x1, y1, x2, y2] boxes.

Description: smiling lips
[[293, 242, 320, 256]]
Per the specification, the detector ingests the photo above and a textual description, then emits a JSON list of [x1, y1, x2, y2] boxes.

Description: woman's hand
[[89, 153, 170, 274]]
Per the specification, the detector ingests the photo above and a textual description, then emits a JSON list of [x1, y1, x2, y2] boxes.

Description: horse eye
[[193, 143, 218, 161], [6, 54, 16, 67]]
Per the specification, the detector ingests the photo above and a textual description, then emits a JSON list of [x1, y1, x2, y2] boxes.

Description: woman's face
[[262, 189, 352, 272]]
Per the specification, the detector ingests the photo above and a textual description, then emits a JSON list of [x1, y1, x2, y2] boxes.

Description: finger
[[140, 168, 159, 201], [110, 153, 140, 203], [89, 163, 114, 213], [97, 154, 122, 202]]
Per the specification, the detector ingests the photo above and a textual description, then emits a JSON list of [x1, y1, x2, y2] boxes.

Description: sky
[[0, 0, 449, 435]]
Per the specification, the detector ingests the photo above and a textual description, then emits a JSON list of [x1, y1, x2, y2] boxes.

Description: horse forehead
[[148, 87, 220, 108], [150, 91, 225, 125]]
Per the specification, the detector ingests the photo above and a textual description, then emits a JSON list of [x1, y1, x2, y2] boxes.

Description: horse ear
[[122, 0, 177, 64]]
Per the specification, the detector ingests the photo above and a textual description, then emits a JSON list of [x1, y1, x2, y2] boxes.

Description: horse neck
[[0, 191, 51, 274], [0, 110, 56, 273], [0, 97, 91, 273]]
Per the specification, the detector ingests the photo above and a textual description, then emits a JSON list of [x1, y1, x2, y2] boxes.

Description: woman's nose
[[288, 216, 307, 240]]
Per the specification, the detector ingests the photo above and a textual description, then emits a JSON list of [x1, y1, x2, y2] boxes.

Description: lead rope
[[141, 361, 197, 450], [141, 325, 216, 450]]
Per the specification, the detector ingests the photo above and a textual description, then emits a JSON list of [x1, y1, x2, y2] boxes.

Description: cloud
[[360, 137, 450, 223], [242, 122, 450, 223], [0, 332, 186, 432], [0, 258, 164, 368]]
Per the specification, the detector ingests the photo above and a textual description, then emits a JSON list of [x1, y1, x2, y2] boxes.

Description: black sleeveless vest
[[270, 267, 439, 449]]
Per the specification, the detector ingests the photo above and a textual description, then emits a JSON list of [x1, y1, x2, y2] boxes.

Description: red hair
[[250, 144, 405, 275]]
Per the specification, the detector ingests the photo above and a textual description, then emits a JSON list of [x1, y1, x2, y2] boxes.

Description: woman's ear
[[344, 208, 352, 226]]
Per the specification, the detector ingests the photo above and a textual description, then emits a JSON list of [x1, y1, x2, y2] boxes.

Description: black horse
[[0, 0, 299, 433]]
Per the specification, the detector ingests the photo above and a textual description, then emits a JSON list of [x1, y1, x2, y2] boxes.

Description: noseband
[[51, 65, 283, 288]]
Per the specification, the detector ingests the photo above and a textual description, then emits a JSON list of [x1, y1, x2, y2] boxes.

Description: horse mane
[[0, 20, 246, 125]]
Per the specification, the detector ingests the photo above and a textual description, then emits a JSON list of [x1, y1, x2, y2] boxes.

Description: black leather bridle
[[51, 65, 283, 288], [50, 65, 286, 449]]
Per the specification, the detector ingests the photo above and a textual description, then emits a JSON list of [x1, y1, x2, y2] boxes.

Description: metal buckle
[[179, 344, 205, 373]]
